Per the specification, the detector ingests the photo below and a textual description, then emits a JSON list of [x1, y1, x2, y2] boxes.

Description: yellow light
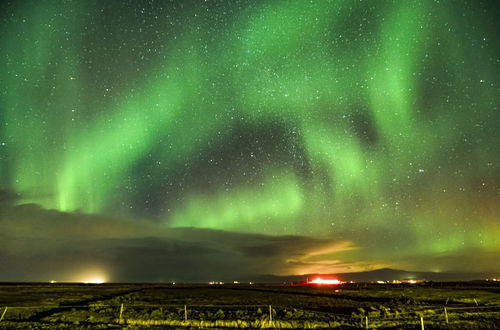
[[73, 268, 108, 284], [84, 277, 105, 284]]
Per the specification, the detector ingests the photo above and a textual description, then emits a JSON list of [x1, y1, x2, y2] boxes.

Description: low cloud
[[0, 190, 357, 282], [2, 190, 498, 282]]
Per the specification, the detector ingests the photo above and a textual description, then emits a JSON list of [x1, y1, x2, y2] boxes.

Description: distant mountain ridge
[[255, 268, 496, 283]]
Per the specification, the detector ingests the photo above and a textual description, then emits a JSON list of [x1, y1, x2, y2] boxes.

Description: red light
[[310, 277, 341, 285]]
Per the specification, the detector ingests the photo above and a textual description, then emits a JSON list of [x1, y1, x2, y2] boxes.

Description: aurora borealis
[[1, 0, 499, 282]]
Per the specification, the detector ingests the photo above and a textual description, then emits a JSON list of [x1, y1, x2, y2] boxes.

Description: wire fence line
[[0, 303, 499, 329], [1, 303, 499, 309], [0, 303, 499, 316], [0, 304, 277, 311]]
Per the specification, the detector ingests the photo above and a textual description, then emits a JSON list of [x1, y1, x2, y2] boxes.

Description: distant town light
[[84, 277, 105, 284], [310, 277, 341, 285], [73, 268, 108, 284]]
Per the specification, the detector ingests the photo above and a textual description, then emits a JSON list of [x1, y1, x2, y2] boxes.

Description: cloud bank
[[0, 190, 360, 282]]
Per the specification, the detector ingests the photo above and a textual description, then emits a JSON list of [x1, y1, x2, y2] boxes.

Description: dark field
[[0, 282, 499, 329]]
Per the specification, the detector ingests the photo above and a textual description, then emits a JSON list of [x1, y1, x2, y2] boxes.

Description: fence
[[0, 303, 499, 328]]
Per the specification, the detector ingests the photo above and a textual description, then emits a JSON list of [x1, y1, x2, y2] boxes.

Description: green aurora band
[[1, 0, 499, 270]]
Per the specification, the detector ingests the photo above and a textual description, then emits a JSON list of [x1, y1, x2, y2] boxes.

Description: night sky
[[1, 0, 499, 282]]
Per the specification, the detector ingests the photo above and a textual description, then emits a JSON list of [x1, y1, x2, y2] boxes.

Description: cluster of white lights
[[377, 279, 420, 284]]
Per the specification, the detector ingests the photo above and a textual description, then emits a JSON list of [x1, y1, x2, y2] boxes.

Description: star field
[[1, 0, 499, 279]]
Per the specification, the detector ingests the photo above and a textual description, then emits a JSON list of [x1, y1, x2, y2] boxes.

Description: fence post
[[444, 307, 448, 324], [119, 303, 124, 324], [0, 307, 7, 322], [365, 316, 368, 328], [269, 305, 272, 322], [420, 316, 424, 330], [184, 304, 187, 321]]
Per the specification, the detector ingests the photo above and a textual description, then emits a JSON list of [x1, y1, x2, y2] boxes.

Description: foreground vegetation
[[0, 281, 498, 328]]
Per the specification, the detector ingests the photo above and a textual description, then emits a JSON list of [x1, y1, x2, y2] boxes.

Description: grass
[[0, 282, 498, 328]]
